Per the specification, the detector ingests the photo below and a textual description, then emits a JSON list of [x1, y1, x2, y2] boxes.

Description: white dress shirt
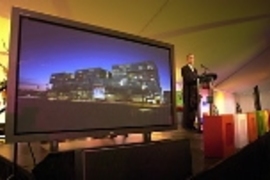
[[188, 64, 194, 72]]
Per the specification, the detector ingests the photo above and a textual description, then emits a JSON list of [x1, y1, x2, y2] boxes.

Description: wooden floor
[[0, 127, 221, 176]]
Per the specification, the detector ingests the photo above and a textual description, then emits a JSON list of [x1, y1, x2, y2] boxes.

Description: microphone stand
[[197, 64, 211, 132], [196, 78, 202, 133], [200, 64, 210, 75], [200, 64, 216, 116]]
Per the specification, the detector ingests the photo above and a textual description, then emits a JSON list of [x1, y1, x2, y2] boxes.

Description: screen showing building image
[[15, 16, 174, 134]]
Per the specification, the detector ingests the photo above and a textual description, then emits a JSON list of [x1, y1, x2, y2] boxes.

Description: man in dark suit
[[181, 53, 199, 130]]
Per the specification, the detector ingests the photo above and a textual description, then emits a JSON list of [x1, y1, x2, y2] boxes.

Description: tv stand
[[108, 132, 129, 139], [143, 132, 152, 142], [49, 140, 59, 152], [47, 132, 150, 152], [108, 132, 117, 139]]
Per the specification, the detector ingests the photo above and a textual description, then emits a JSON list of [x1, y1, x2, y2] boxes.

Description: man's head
[[186, 53, 195, 65]]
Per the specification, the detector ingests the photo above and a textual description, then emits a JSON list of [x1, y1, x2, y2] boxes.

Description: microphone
[[200, 64, 210, 75], [200, 64, 210, 70]]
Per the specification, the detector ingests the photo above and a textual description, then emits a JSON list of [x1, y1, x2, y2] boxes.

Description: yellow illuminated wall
[[0, 16, 9, 124], [214, 90, 225, 114], [0, 16, 10, 66], [214, 89, 236, 114]]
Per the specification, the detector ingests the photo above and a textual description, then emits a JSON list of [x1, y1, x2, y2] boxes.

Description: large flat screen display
[[6, 8, 176, 142]]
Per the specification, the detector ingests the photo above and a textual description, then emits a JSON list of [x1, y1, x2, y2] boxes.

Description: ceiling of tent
[[0, 0, 270, 93]]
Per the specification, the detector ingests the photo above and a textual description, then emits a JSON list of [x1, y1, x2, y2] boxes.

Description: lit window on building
[[93, 87, 105, 100], [138, 66, 143, 70], [119, 65, 124, 69], [147, 65, 154, 70]]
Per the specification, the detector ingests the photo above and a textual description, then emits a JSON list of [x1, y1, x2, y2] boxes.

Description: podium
[[268, 110, 270, 130], [234, 114, 248, 148], [203, 114, 235, 158], [263, 110, 269, 132], [247, 112, 258, 142], [198, 73, 218, 114], [256, 111, 268, 136], [196, 73, 217, 132]]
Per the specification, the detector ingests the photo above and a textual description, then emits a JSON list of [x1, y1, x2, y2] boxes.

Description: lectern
[[197, 72, 218, 131], [198, 73, 218, 115]]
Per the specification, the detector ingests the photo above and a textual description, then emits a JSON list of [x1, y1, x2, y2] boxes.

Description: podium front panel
[[247, 112, 258, 142], [203, 115, 235, 158], [263, 110, 269, 132], [234, 114, 248, 149], [256, 111, 267, 136]]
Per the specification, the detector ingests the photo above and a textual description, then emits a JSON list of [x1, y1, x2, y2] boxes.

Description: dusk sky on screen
[[18, 17, 172, 91]]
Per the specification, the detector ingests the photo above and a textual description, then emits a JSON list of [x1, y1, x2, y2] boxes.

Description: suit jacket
[[181, 64, 199, 110]]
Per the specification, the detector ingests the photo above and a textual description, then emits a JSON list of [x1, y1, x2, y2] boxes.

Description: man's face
[[187, 54, 195, 65]]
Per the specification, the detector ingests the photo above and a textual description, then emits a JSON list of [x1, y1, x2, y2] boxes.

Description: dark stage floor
[[0, 127, 221, 178]]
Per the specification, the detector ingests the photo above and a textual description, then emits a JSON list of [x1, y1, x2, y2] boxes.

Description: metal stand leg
[[49, 141, 59, 152], [7, 143, 18, 180], [196, 79, 202, 133], [143, 132, 151, 143], [209, 79, 214, 116], [12, 142, 18, 179]]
